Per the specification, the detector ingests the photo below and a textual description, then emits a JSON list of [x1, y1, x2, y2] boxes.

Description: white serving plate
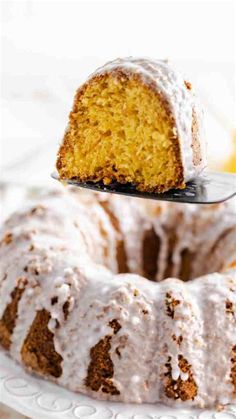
[[1, 351, 236, 419], [1, 186, 236, 419]]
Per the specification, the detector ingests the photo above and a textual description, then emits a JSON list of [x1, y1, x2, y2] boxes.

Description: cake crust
[[0, 188, 236, 408], [56, 58, 206, 192]]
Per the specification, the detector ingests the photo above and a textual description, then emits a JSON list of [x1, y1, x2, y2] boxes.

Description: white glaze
[[0, 187, 236, 408], [89, 57, 207, 182]]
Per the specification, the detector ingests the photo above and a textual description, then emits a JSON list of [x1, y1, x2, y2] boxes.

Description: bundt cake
[[56, 57, 206, 192], [1, 187, 236, 408]]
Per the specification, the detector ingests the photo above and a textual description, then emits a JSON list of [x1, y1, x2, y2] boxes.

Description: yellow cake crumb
[[57, 72, 185, 193]]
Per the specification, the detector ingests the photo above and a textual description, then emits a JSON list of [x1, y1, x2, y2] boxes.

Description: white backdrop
[[1, 0, 235, 185]]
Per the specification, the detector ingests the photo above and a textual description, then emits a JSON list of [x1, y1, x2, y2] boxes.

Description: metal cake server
[[52, 171, 236, 204]]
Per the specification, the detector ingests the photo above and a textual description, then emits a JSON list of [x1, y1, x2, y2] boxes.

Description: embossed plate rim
[[1, 350, 236, 419]]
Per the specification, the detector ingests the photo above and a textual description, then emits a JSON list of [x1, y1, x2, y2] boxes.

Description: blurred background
[[1, 0, 236, 187], [0, 2, 235, 416]]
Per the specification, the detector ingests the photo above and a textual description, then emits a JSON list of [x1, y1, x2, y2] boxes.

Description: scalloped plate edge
[[1, 351, 236, 419]]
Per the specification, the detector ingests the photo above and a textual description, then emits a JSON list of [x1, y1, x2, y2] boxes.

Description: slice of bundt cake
[[56, 57, 206, 192]]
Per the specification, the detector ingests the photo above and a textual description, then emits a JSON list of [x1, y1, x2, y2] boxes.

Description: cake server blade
[[52, 171, 236, 204]]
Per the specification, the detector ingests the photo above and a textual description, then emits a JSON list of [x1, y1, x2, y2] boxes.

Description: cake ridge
[[0, 188, 236, 407]]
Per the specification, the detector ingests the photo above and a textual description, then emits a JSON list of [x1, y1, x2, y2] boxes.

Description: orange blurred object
[[222, 130, 236, 173]]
